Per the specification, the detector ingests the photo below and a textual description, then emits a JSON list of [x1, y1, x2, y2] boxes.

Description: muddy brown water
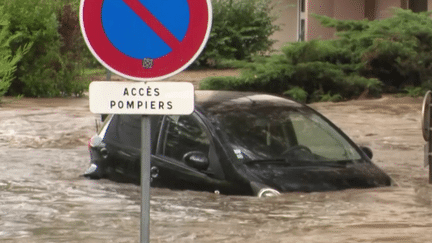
[[1, 81, 432, 242]]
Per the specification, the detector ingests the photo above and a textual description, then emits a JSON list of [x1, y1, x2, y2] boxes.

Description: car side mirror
[[183, 151, 209, 171], [360, 146, 373, 159], [101, 114, 108, 122]]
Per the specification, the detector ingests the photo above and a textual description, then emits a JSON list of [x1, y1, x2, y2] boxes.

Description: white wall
[[306, 0, 336, 40], [375, 0, 402, 19], [270, 0, 299, 50]]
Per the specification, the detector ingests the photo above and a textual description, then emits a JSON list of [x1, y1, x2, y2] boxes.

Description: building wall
[[333, 0, 365, 20], [306, 0, 335, 40], [365, 0, 376, 20], [271, 0, 299, 50], [305, 0, 366, 41], [375, 0, 402, 19], [270, 0, 429, 45]]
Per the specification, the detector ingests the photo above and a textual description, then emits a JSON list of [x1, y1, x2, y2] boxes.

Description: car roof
[[194, 90, 303, 109]]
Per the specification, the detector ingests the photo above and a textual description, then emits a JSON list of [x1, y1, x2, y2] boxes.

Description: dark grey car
[[84, 91, 393, 197]]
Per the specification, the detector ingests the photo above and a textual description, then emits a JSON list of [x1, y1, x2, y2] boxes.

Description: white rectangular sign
[[89, 81, 194, 115]]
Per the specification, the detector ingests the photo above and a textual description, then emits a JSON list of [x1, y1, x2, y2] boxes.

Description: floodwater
[[1, 91, 432, 242]]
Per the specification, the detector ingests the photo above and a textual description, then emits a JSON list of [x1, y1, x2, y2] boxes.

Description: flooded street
[[1, 84, 432, 242]]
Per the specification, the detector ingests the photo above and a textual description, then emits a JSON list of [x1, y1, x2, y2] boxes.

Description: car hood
[[245, 161, 392, 192]]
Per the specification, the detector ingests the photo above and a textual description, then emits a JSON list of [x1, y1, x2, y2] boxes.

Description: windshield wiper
[[287, 160, 348, 168], [244, 158, 288, 165]]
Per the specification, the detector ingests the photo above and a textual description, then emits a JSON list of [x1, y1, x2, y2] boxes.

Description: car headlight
[[84, 163, 98, 175], [250, 181, 281, 197], [88, 135, 103, 149], [257, 188, 280, 198]]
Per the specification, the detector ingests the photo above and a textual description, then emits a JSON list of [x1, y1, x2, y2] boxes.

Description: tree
[[0, 5, 30, 100]]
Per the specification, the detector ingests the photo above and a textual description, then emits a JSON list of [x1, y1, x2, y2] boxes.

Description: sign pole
[[106, 69, 111, 81], [422, 91, 432, 183], [81, 0, 211, 241], [429, 140, 432, 184], [80, 0, 212, 81], [141, 115, 151, 243]]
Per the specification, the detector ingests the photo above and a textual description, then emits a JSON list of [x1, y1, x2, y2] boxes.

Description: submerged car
[[84, 91, 393, 197]]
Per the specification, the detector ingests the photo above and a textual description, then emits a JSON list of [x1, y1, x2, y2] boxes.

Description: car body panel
[[85, 91, 393, 196]]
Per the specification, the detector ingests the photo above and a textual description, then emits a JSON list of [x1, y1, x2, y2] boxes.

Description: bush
[[283, 39, 354, 66], [200, 76, 248, 90], [2, 0, 87, 97], [403, 86, 424, 97], [0, 5, 30, 99], [283, 86, 307, 103], [200, 44, 381, 102], [192, 0, 280, 68], [315, 8, 432, 90], [202, 8, 431, 102]]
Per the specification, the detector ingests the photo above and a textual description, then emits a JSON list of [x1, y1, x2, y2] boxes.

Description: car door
[[101, 115, 162, 182], [152, 113, 225, 190]]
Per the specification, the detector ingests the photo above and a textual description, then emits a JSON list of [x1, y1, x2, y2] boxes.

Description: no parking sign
[[80, 0, 212, 81], [80, 1, 212, 242]]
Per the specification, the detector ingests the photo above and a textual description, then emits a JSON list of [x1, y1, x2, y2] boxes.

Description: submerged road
[[1, 91, 432, 242]]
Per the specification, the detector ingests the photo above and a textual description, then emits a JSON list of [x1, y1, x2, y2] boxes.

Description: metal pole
[[106, 69, 111, 81], [422, 91, 432, 183], [141, 115, 151, 243], [429, 140, 432, 184], [429, 104, 432, 184]]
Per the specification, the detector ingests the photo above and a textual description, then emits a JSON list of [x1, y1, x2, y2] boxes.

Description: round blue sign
[[80, 0, 212, 81], [102, 0, 190, 59]]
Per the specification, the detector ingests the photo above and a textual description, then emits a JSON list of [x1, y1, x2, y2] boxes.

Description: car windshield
[[209, 103, 362, 163]]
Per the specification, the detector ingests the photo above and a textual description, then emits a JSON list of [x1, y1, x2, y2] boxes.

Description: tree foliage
[[201, 8, 432, 102], [1, 0, 87, 97], [0, 5, 30, 100], [0, 0, 279, 97], [192, 0, 280, 68], [314, 8, 432, 90], [201, 39, 382, 102]]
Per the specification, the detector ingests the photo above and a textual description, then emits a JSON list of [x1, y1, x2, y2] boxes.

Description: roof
[[194, 90, 301, 109]]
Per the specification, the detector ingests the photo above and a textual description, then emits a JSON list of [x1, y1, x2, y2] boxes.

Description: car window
[[160, 115, 211, 162], [104, 115, 162, 150], [104, 115, 141, 148], [289, 112, 360, 160], [211, 107, 361, 162]]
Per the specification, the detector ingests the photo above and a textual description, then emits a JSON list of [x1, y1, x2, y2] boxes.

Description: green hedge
[[192, 0, 280, 68], [2, 0, 87, 97], [201, 8, 432, 102], [200, 40, 382, 102], [0, 0, 280, 98], [0, 5, 30, 99], [314, 8, 432, 91]]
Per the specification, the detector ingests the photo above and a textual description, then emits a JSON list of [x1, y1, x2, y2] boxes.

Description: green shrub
[[320, 92, 343, 102], [282, 39, 354, 66], [200, 45, 382, 102], [193, 0, 280, 68], [202, 8, 432, 102], [403, 86, 425, 97], [2, 0, 87, 97], [283, 86, 307, 103], [200, 76, 245, 90], [0, 5, 30, 99], [315, 9, 432, 90]]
